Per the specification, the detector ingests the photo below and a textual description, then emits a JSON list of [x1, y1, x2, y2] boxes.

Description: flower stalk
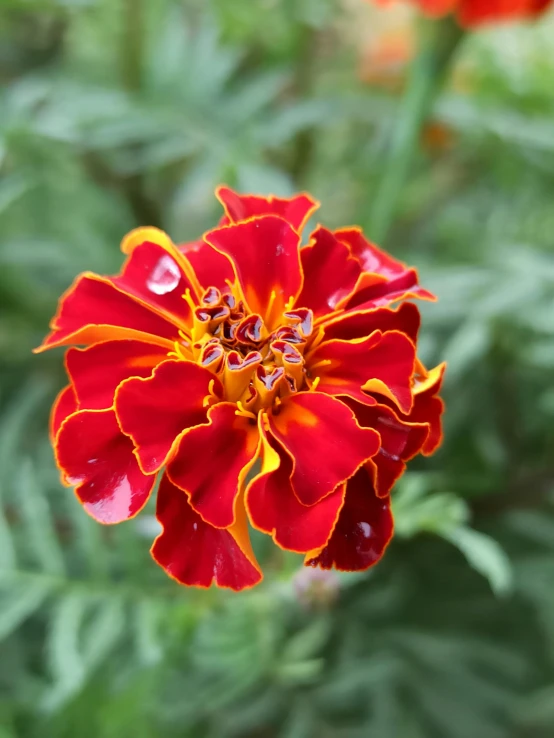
[[368, 16, 465, 244]]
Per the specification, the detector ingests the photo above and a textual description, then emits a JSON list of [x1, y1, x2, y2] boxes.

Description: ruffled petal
[[55, 409, 155, 524], [50, 384, 78, 441], [321, 302, 420, 344], [296, 227, 361, 318], [412, 362, 446, 455], [266, 392, 380, 506], [307, 330, 416, 414], [66, 340, 168, 410], [151, 474, 262, 591], [305, 467, 393, 571], [336, 228, 435, 310], [115, 360, 220, 474], [178, 240, 235, 292], [168, 403, 260, 528], [350, 400, 429, 497], [35, 274, 178, 352], [116, 232, 200, 323], [216, 186, 319, 232], [204, 216, 303, 327], [246, 424, 345, 553]]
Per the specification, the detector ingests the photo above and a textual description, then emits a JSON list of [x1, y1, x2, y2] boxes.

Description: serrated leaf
[[134, 600, 163, 666], [443, 527, 513, 597], [16, 459, 65, 576], [42, 593, 88, 711], [281, 617, 331, 663], [82, 597, 126, 670], [0, 580, 51, 640]]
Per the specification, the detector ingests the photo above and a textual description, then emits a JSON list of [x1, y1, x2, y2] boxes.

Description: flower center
[[177, 286, 316, 413]]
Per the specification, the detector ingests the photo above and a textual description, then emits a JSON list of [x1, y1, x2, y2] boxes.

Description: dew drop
[[146, 255, 181, 295], [358, 521, 372, 538]]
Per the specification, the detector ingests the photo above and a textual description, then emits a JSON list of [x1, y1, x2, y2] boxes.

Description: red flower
[[375, 0, 552, 27], [38, 187, 444, 591]]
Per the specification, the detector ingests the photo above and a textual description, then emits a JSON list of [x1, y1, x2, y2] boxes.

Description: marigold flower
[[38, 187, 445, 591], [375, 0, 552, 27]]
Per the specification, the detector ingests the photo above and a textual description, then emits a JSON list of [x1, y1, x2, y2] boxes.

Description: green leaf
[[443, 527, 513, 597], [0, 579, 51, 640], [42, 593, 89, 711], [16, 459, 65, 576]]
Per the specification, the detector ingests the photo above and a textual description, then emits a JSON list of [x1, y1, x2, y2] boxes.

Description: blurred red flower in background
[[375, 0, 552, 27], [38, 188, 444, 591]]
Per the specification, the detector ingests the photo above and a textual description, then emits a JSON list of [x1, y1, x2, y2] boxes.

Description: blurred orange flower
[[375, 0, 552, 27]]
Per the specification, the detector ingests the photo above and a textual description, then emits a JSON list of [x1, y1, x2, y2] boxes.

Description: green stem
[[368, 17, 465, 244]]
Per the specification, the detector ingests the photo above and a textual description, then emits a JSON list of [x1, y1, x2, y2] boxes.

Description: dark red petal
[[179, 240, 235, 292], [336, 228, 435, 309], [216, 186, 319, 231], [151, 474, 262, 591], [204, 216, 302, 327], [55, 409, 155, 524], [305, 467, 393, 572], [266, 392, 380, 506], [411, 362, 446, 455], [50, 384, 78, 441], [321, 302, 420, 344], [66, 340, 168, 410], [246, 426, 345, 553], [297, 227, 361, 318], [168, 403, 260, 528], [351, 400, 429, 497], [36, 274, 178, 352], [308, 330, 416, 414], [115, 360, 220, 474], [112, 240, 197, 324]]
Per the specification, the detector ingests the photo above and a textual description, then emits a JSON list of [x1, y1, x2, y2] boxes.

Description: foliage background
[[1, 1, 554, 736]]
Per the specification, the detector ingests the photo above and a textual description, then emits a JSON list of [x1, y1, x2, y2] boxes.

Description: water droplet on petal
[[146, 255, 181, 295], [358, 521, 372, 538]]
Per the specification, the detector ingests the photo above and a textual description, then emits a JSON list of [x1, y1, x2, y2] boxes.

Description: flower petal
[[321, 302, 420, 344], [55, 409, 155, 524], [151, 474, 262, 591], [179, 240, 234, 292], [168, 403, 260, 528], [114, 236, 199, 323], [66, 340, 168, 410], [296, 227, 361, 317], [204, 216, 303, 326], [115, 360, 220, 474], [36, 274, 178, 353], [307, 330, 416, 414], [458, 0, 551, 26], [412, 362, 446, 455], [216, 186, 319, 232], [305, 467, 393, 571], [351, 400, 429, 497], [266, 392, 380, 506], [246, 424, 345, 553], [50, 384, 78, 441], [336, 228, 435, 309]]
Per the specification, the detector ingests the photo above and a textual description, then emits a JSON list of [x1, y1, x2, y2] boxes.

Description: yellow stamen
[[308, 358, 333, 372], [284, 295, 295, 312], [309, 376, 321, 392], [235, 402, 257, 421], [182, 288, 196, 315]]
